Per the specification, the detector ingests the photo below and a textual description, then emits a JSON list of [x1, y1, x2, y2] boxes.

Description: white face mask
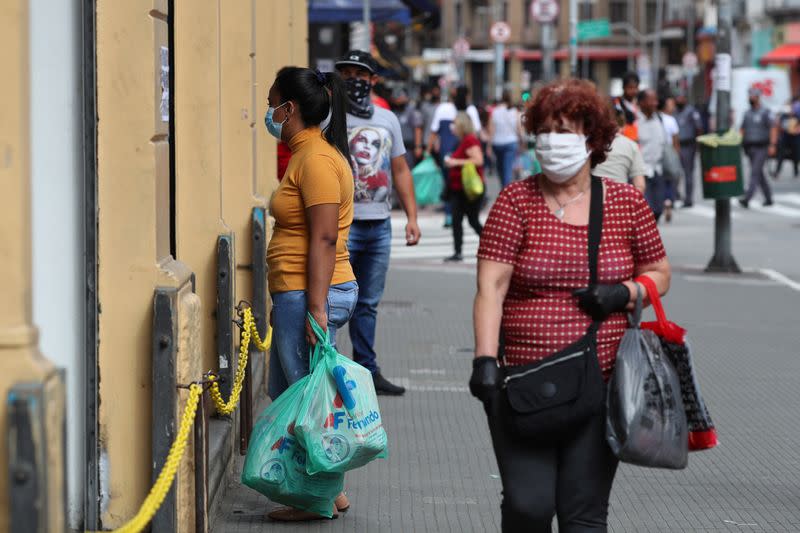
[[534, 133, 591, 183]]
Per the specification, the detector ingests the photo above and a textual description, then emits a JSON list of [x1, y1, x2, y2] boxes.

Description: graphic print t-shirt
[[346, 107, 406, 220]]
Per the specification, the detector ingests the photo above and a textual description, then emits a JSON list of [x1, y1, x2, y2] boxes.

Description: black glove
[[572, 284, 631, 321], [469, 356, 501, 403]]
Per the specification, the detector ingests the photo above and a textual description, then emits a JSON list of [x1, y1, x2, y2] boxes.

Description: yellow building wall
[[0, 1, 65, 531], [96, 0, 308, 528]]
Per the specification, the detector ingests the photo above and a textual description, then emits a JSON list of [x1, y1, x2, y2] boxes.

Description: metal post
[[706, 0, 740, 273], [687, 0, 696, 103], [627, 0, 635, 70], [363, 0, 371, 50], [495, 42, 505, 100], [569, 0, 578, 76], [652, 0, 664, 89], [194, 395, 208, 533], [542, 23, 554, 82]]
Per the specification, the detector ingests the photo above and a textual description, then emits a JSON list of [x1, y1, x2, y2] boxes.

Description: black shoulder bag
[[500, 175, 605, 444]]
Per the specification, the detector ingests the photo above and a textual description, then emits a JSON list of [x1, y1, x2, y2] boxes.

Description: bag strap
[[587, 175, 603, 286], [628, 282, 644, 327], [634, 275, 669, 328], [585, 175, 604, 335]]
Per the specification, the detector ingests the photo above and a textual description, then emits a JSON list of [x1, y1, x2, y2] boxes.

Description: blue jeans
[[267, 281, 358, 400], [348, 218, 392, 374], [645, 172, 666, 222], [493, 142, 517, 188]]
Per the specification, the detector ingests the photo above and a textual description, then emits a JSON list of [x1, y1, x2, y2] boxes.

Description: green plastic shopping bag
[[294, 314, 388, 475], [411, 155, 444, 206], [241, 376, 344, 517], [461, 162, 485, 201]]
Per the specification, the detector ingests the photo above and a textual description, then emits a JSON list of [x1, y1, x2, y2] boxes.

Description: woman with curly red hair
[[469, 79, 672, 531]]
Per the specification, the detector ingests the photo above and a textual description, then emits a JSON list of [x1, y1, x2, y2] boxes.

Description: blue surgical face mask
[[264, 101, 289, 140]]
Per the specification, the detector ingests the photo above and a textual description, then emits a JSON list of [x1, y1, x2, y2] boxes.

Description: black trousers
[[451, 190, 483, 254], [485, 393, 619, 533]]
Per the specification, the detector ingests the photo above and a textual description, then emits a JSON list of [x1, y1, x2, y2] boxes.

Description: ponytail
[[322, 72, 351, 162], [274, 66, 351, 161]]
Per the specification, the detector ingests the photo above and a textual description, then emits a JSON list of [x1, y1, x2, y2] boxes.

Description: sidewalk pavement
[[212, 256, 800, 531]]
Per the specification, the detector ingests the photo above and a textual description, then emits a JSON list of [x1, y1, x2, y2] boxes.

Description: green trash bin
[[697, 130, 745, 199]]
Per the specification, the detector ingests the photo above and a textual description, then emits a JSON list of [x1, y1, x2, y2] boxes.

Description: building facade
[[1, 1, 307, 531], [433, 0, 720, 102]]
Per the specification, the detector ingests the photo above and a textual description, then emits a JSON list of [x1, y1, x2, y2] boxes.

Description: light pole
[[569, 0, 578, 76], [362, 0, 371, 50], [706, 0, 740, 273]]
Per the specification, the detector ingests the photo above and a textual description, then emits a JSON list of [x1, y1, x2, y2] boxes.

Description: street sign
[[682, 51, 699, 75], [452, 37, 470, 59], [490, 21, 512, 44], [577, 18, 610, 41], [530, 0, 559, 24]]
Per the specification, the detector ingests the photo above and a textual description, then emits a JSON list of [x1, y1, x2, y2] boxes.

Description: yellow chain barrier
[[88, 304, 272, 533], [209, 306, 273, 415]]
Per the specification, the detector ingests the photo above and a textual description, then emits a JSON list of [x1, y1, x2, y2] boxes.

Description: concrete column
[[0, 1, 65, 531]]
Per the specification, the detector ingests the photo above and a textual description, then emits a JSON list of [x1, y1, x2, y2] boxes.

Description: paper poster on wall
[[714, 53, 732, 92], [160, 46, 170, 123]]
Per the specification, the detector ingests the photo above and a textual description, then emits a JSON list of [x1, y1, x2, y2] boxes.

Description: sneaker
[[763, 200, 774, 207], [373, 372, 405, 396], [738, 198, 749, 209], [681, 202, 693, 209], [444, 253, 463, 262]]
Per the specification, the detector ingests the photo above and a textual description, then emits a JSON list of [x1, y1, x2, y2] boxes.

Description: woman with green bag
[[443, 112, 485, 262]]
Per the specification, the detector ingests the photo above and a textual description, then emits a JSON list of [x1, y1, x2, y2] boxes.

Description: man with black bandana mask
[[335, 50, 421, 396]]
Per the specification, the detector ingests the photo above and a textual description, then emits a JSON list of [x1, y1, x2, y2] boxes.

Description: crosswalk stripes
[[682, 193, 800, 220], [390, 214, 484, 263], [389, 189, 800, 263]]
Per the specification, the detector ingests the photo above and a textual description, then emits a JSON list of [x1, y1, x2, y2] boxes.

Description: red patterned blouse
[[477, 176, 666, 378]]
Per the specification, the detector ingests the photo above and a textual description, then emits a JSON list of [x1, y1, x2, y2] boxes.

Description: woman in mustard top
[[264, 68, 358, 520]]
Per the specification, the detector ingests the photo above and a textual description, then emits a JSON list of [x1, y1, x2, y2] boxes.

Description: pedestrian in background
[[636, 89, 667, 221], [470, 78, 671, 532], [739, 88, 777, 208], [392, 88, 424, 170], [335, 50, 421, 396], [420, 84, 441, 154], [443, 112, 484, 262], [428, 85, 482, 228], [612, 72, 640, 142], [263, 66, 356, 520], [771, 96, 800, 179], [487, 90, 523, 189], [658, 96, 681, 222], [593, 103, 646, 194], [675, 92, 705, 207]]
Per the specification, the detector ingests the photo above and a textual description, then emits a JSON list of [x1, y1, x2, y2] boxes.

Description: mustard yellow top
[[267, 127, 355, 293]]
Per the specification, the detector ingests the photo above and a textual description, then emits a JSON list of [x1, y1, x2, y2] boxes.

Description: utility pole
[[652, 0, 664, 85], [494, 1, 504, 100], [627, 0, 635, 71], [362, 0, 371, 50], [687, 0, 696, 103], [706, 0, 740, 273], [569, 0, 578, 76], [542, 22, 554, 82]]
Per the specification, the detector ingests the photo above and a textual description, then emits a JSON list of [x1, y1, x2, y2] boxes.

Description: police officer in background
[[675, 92, 705, 207], [739, 88, 778, 208]]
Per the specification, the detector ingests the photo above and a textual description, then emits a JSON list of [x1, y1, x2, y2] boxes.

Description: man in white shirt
[[636, 89, 667, 222]]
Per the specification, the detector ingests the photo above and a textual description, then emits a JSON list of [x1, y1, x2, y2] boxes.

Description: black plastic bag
[[606, 287, 688, 470]]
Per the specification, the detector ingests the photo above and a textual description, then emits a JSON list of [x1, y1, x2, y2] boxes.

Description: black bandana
[[345, 78, 374, 119]]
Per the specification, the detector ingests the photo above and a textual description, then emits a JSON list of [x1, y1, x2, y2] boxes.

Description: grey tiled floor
[[212, 262, 800, 532]]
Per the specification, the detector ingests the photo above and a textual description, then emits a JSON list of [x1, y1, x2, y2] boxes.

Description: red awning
[[512, 47, 640, 61], [760, 44, 800, 65], [514, 49, 543, 60], [553, 47, 641, 60]]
